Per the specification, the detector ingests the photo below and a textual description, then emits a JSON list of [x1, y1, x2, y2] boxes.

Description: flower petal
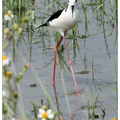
[[11, 118, 16, 120], [11, 14, 14, 18], [38, 113, 42, 118], [4, 15, 11, 21], [4, 15, 8, 20], [48, 114, 54, 119], [47, 109, 52, 114], [7, 17, 11, 21], [41, 118, 46, 120], [2, 90, 6, 97], [3, 60, 9, 66], [38, 108, 45, 114], [8, 10, 12, 14]]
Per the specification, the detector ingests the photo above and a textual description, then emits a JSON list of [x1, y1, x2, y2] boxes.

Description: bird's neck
[[67, 5, 77, 12]]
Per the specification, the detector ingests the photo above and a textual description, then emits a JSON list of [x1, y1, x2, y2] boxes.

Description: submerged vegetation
[[2, 0, 117, 120]]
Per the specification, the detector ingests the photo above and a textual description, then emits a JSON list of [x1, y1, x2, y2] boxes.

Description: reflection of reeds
[[114, 58, 118, 117], [101, 0, 105, 24], [92, 52, 95, 80], [114, 58, 117, 93], [95, 0, 99, 18], [114, 0, 118, 25], [2, 0, 118, 119]]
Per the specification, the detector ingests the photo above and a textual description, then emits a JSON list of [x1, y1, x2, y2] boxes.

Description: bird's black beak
[[71, 5, 74, 18]]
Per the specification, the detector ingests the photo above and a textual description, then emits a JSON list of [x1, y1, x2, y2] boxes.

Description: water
[[3, 0, 117, 119]]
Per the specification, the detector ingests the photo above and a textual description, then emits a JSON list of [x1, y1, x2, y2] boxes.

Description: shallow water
[[3, 0, 117, 119]]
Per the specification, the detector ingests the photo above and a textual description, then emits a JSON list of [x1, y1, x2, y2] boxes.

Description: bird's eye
[[68, 0, 69, 2], [75, 0, 77, 2]]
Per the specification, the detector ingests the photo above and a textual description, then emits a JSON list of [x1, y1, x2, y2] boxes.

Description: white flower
[[4, 10, 14, 21], [38, 108, 54, 120], [2, 55, 11, 66], [11, 118, 17, 120], [11, 117, 19, 120]]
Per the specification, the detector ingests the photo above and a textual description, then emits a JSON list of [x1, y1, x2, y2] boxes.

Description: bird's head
[[68, 0, 77, 18]]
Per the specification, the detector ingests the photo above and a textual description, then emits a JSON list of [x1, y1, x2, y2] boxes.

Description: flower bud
[[13, 23, 18, 30], [6, 71, 12, 76], [14, 92, 18, 99], [23, 65, 27, 72], [42, 105, 47, 110], [23, 16, 30, 23], [6, 71, 12, 79], [18, 28, 23, 35], [16, 76, 20, 83], [4, 28, 10, 34], [52, 111, 56, 115], [26, 10, 31, 16], [19, 72, 23, 78]]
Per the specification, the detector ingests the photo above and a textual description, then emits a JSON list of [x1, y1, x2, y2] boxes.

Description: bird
[[37, 0, 80, 95]]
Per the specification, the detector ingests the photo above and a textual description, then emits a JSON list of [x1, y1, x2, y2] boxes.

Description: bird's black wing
[[47, 9, 64, 22], [36, 9, 64, 28]]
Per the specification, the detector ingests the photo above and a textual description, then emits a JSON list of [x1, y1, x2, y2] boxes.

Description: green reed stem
[[10, 0, 14, 25], [27, 0, 30, 9], [56, 32, 61, 50], [18, 0, 21, 25], [87, 90, 91, 118], [81, 0, 88, 34], [40, 14, 45, 35], [95, 0, 98, 18], [108, 103, 117, 116], [92, 52, 95, 80], [23, 0, 25, 8], [101, 0, 105, 24], [92, 52, 95, 72], [13, 34, 16, 61], [72, 24, 78, 38], [31, 101, 38, 119], [5, 0, 7, 13], [115, 0, 118, 25], [53, 0, 55, 12], [114, 58, 117, 83], [88, 1, 107, 22], [44, 82, 50, 109], [92, 94, 99, 116], [10, 0, 13, 11], [114, 58, 118, 109]]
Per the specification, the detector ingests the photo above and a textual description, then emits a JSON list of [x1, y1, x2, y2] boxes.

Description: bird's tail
[[35, 23, 47, 30]]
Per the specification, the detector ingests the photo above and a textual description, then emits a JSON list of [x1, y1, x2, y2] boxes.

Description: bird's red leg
[[52, 36, 63, 83], [63, 36, 80, 95]]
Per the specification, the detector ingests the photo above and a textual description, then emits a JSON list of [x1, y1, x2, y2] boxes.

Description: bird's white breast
[[49, 8, 79, 35]]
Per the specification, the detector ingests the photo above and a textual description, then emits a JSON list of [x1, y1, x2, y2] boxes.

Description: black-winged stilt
[[37, 0, 79, 94]]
